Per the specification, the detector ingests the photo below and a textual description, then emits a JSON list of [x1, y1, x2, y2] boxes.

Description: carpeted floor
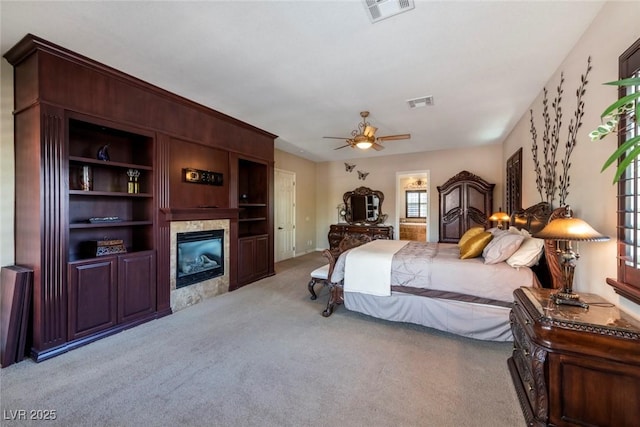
[[0, 252, 524, 426]]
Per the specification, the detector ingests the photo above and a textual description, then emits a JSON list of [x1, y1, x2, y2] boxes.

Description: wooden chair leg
[[308, 278, 319, 300], [322, 284, 344, 317]]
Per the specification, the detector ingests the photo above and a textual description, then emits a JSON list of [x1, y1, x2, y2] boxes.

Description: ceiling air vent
[[407, 96, 434, 109], [363, 0, 415, 23]]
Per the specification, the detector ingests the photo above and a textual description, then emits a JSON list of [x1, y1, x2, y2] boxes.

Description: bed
[[320, 202, 564, 341]]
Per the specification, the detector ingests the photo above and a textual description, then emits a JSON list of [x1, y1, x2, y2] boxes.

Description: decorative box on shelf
[[85, 239, 127, 257]]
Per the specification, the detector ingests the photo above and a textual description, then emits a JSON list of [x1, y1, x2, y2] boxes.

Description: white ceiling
[[1, 1, 605, 163]]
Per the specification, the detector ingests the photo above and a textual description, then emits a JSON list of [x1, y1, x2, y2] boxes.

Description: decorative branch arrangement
[[530, 56, 592, 207]]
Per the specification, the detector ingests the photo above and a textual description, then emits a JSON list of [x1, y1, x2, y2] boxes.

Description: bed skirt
[[344, 290, 514, 341]]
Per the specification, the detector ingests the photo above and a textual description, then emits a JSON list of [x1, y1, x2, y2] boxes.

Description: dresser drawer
[[512, 348, 539, 413]]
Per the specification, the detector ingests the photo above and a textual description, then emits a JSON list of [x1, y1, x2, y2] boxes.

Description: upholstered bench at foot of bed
[[308, 264, 330, 300]]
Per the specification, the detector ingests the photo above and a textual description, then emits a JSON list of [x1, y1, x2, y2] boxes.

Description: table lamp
[[534, 205, 609, 306], [488, 207, 510, 229]]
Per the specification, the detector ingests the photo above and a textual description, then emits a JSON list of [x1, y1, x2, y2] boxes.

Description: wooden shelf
[[69, 190, 152, 197], [239, 217, 267, 222], [69, 156, 152, 170], [69, 221, 153, 229]]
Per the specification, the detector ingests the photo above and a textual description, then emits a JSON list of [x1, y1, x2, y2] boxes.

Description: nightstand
[[508, 287, 640, 427]]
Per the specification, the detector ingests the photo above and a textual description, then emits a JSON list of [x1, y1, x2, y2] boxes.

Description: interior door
[[274, 168, 295, 262]]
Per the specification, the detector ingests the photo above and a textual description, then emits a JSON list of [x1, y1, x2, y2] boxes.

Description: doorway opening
[[396, 170, 429, 241]]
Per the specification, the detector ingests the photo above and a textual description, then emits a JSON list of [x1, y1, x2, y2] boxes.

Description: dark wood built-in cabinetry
[[328, 224, 394, 250], [5, 34, 275, 361], [437, 170, 494, 243], [508, 287, 640, 427], [234, 157, 274, 287]]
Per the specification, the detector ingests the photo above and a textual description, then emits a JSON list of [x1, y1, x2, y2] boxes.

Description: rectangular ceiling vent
[[364, 0, 415, 23], [407, 95, 434, 109]]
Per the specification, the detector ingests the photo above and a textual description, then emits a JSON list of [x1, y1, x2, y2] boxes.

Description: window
[[406, 190, 427, 218], [608, 38, 640, 304]]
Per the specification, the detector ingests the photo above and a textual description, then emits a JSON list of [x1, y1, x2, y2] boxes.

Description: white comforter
[[343, 239, 409, 296], [332, 240, 537, 303]]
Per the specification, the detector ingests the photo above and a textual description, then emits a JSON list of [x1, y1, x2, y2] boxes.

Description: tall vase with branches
[[530, 57, 592, 207]]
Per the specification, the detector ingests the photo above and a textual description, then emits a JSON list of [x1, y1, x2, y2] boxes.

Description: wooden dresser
[[328, 224, 394, 250], [508, 287, 640, 427]]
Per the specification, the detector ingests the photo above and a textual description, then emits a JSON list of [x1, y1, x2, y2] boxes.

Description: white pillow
[[482, 232, 525, 264], [508, 226, 531, 238], [507, 237, 545, 268]]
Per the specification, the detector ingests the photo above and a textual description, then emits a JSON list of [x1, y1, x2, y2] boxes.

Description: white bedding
[[330, 240, 539, 341], [343, 239, 409, 296], [333, 240, 537, 303]]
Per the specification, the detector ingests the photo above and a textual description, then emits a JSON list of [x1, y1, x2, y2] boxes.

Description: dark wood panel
[[237, 237, 255, 285], [6, 35, 275, 161], [68, 258, 117, 341], [118, 251, 156, 324], [169, 138, 230, 209]]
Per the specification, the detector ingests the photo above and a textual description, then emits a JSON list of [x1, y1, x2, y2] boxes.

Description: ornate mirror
[[344, 186, 387, 225]]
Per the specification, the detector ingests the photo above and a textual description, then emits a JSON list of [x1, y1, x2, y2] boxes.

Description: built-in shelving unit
[[5, 34, 275, 362], [236, 157, 273, 286], [67, 117, 155, 262]]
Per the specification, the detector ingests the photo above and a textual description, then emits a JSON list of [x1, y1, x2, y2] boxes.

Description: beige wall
[[503, 1, 640, 318], [314, 144, 503, 247], [274, 149, 317, 254], [1, 59, 15, 268]]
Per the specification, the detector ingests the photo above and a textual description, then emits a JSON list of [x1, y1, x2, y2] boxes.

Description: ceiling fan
[[323, 111, 411, 151]]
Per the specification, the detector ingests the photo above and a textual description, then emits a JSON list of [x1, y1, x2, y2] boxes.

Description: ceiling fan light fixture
[[356, 141, 373, 149]]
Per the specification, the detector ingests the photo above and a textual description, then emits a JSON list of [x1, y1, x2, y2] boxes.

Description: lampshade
[[363, 125, 377, 138], [535, 216, 609, 241], [356, 141, 373, 149]]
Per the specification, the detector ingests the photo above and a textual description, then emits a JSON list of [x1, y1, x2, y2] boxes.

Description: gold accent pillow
[[460, 232, 494, 259], [458, 226, 486, 247]]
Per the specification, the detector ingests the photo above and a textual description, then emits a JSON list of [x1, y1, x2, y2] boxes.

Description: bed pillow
[[458, 226, 485, 247], [482, 232, 525, 264], [507, 237, 545, 268], [460, 232, 493, 259]]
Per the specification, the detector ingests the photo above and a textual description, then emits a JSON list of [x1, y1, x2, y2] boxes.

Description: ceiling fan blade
[[323, 136, 351, 140], [334, 144, 352, 150], [377, 133, 411, 141], [371, 142, 385, 151]]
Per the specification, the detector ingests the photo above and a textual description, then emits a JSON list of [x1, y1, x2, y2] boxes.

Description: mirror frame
[[343, 186, 387, 225]]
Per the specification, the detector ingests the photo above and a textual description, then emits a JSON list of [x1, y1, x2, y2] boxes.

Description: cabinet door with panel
[[68, 257, 118, 341], [237, 234, 269, 285], [118, 250, 156, 324], [437, 170, 494, 243]]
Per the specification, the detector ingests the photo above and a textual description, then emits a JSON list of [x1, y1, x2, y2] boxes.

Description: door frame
[[395, 170, 430, 241], [274, 168, 296, 262]]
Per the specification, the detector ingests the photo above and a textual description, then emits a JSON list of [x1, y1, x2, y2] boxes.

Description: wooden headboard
[[510, 202, 563, 289]]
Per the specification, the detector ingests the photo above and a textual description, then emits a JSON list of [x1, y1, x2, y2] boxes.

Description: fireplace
[[176, 229, 224, 288]]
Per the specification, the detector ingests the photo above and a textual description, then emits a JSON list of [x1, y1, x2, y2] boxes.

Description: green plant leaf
[[604, 77, 640, 86], [606, 136, 640, 182], [612, 145, 640, 183], [601, 92, 640, 118]]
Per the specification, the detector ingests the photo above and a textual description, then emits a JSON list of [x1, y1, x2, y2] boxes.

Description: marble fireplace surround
[[169, 219, 230, 312]]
